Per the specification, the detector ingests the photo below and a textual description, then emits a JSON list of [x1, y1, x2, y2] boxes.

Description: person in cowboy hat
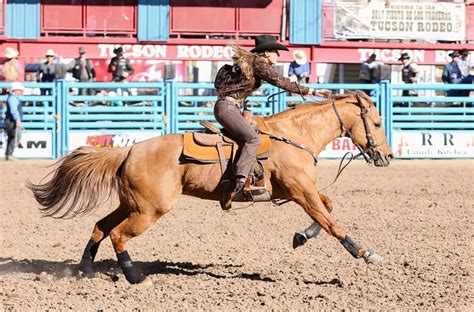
[[455, 49, 474, 97], [456, 48, 473, 78], [2, 47, 24, 83], [288, 50, 310, 83], [37, 49, 61, 96], [442, 51, 462, 97], [108, 46, 134, 82], [213, 35, 331, 207], [68, 47, 96, 95], [398, 52, 420, 99], [359, 53, 384, 95], [4, 82, 25, 161]]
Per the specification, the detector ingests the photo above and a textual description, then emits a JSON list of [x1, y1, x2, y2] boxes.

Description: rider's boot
[[232, 176, 246, 196], [220, 176, 247, 211]]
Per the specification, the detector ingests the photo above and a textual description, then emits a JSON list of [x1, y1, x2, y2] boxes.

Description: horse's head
[[336, 91, 393, 167]]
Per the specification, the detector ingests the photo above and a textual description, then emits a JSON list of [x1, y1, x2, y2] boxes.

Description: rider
[[214, 35, 329, 197]]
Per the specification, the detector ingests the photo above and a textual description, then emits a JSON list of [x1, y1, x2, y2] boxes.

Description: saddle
[[181, 116, 272, 209]]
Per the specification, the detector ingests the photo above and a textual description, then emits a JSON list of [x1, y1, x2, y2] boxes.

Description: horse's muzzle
[[373, 152, 393, 167]]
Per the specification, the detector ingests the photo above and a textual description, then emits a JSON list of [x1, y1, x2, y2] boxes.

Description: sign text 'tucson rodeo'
[[98, 44, 234, 60]]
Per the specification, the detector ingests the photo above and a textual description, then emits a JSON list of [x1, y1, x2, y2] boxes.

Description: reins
[[266, 82, 307, 105], [264, 94, 384, 206], [258, 129, 318, 165]]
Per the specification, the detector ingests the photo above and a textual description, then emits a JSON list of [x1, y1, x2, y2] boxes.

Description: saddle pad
[[182, 132, 271, 162]]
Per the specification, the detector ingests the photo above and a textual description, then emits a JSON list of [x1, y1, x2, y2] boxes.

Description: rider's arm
[[254, 56, 309, 95]]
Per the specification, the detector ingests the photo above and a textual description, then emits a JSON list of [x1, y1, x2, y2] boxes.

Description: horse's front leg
[[293, 193, 332, 248], [291, 187, 382, 264]]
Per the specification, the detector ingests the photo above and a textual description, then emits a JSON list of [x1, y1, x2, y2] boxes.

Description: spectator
[[399, 52, 420, 98], [456, 49, 474, 98], [2, 47, 24, 83], [37, 49, 60, 95], [442, 51, 462, 97], [456, 48, 474, 80], [69, 47, 96, 95], [4, 82, 24, 161], [359, 53, 383, 95], [108, 47, 134, 82], [288, 50, 310, 83]]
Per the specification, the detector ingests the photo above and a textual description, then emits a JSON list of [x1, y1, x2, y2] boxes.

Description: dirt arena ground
[[0, 158, 472, 310]]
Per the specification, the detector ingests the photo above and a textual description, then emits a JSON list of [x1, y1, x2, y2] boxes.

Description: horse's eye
[[374, 122, 382, 128]]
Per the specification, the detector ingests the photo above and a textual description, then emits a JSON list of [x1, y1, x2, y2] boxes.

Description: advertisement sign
[[335, 2, 465, 42], [393, 131, 474, 158], [0, 131, 53, 158], [319, 138, 360, 158], [68, 132, 159, 151]]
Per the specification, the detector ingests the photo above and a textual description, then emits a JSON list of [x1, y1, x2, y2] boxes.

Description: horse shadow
[[0, 257, 276, 282]]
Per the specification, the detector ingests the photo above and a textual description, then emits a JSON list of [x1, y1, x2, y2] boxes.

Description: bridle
[[331, 95, 386, 164], [266, 89, 386, 165], [268, 92, 388, 206]]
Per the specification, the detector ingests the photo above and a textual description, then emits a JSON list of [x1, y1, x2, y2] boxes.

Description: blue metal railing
[[0, 80, 472, 158]]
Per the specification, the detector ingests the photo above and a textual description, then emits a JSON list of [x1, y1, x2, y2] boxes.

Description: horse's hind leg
[[109, 206, 166, 284], [293, 193, 333, 249], [79, 204, 129, 278]]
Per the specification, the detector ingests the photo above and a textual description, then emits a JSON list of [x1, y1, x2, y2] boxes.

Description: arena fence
[[0, 80, 472, 159]]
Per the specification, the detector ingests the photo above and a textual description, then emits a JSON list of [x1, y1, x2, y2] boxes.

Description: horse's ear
[[355, 91, 372, 109]]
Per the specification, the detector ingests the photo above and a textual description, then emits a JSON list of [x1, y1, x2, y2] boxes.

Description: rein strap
[[259, 130, 318, 165]]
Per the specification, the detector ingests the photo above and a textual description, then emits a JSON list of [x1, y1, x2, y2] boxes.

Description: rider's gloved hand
[[314, 89, 332, 97]]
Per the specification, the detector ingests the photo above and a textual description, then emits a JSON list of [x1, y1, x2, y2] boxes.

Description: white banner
[[393, 131, 474, 158], [0, 131, 53, 158], [335, 2, 466, 41], [68, 132, 159, 151]]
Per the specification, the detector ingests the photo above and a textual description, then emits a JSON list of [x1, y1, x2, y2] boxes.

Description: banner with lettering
[[334, 2, 466, 41], [393, 131, 474, 158]]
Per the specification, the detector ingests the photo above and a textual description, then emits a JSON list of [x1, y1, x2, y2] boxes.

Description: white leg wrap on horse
[[363, 249, 383, 264], [304, 222, 322, 239]]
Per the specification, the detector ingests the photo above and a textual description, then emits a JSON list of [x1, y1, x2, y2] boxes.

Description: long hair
[[231, 45, 256, 80]]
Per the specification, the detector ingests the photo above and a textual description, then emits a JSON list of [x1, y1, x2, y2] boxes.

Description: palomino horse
[[28, 91, 393, 285]]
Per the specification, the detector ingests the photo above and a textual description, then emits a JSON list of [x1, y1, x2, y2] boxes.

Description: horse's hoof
[[363, 249, 383, 264], [292, 232, 308, 249], [78, 266, 96, 278], [139, 277, 153, 287]]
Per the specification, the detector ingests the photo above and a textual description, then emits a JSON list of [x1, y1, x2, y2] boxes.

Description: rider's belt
[[221, 96, 247, 108]]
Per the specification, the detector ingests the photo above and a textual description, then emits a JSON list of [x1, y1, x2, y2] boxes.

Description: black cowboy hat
[[250, 35, 289, 53], [113, 47, 124, 55], [449, 51, 460, 58], [458, 48, 470, 56], [398, 52, 410, 61]]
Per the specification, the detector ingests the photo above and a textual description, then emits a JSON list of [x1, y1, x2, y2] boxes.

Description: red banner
[[6, 42, 472, 66]]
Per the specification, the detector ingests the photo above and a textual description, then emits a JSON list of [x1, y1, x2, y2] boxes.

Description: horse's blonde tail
[[27, 146, 132, 219]]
